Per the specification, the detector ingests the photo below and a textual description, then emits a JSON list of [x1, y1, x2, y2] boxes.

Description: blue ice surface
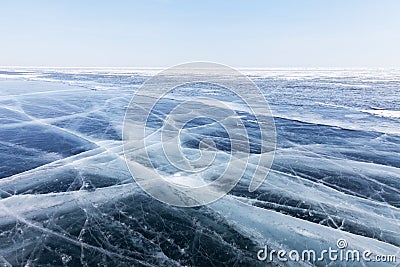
[[0, 68, 399, 266]]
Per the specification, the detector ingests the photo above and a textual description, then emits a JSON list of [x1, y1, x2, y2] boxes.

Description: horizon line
[[1, 65, 400, 70]]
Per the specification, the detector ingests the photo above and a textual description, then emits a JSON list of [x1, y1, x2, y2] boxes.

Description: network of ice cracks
[[0, 68, 399, 266]]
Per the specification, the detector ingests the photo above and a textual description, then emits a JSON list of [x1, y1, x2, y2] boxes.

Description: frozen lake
[[0, 68, 399, 266]]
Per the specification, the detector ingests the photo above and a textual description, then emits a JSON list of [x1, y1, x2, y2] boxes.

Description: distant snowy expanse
[[0, 68, 399, 266]]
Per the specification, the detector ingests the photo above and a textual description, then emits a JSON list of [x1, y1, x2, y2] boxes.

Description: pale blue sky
[[1, 0, 399, 67]]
